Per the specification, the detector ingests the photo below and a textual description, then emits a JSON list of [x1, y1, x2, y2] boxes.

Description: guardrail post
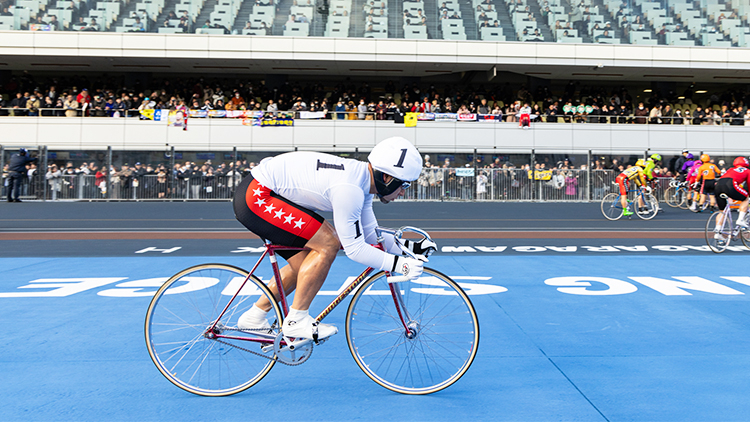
[[170, 146, 176, 201], [41, 146, 48, 202], [473, 148, 478, 202], [530, 149, 535, 201], [587, 150, 592, 202], [106, 146, 112, 201], [232, 146, 238, 200]]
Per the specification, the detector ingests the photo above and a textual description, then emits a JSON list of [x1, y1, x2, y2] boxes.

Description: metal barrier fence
[[2, 168, 676, 202]]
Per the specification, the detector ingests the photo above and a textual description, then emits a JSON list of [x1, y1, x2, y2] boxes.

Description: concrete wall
[[1, 117, 748, 155]]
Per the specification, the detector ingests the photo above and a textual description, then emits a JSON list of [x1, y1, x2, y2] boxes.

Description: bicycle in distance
[[704, 194, 750, 253], [600, 185, 659, 220], [144, 226, 479, 396]]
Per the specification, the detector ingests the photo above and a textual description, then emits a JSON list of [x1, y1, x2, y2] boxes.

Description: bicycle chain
[[211, 327, 312, 367]]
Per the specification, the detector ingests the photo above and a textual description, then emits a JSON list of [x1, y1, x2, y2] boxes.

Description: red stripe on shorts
[[245, 178, 322, 241]]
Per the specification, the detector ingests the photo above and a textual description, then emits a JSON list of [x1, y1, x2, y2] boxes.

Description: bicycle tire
[[705, 212, 731, 253], [346, 268, 479, 395], [636, 193, 659, 220], [741, 228, 750, 249], [145, 263, 282, 396], [601, 193, 624, 220], [664, 186, 680, 208]]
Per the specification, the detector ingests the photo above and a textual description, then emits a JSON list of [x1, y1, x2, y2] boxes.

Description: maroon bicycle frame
[[207, 241, 411, 346]]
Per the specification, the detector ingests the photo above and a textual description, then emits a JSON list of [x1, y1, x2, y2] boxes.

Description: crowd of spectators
[[4, 73, 750, 124]]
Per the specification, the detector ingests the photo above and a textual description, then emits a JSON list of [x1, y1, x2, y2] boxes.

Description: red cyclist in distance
[[712, 156, 750, 237], [231, 137, 437, 342]]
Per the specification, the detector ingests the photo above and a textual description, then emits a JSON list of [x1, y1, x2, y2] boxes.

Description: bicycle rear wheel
[[346, 268, 479, 395], [636, 193, 659, 220], [145, 264, 282, 396], [601, 193, 624, 220], [705, 212, 731, 253]]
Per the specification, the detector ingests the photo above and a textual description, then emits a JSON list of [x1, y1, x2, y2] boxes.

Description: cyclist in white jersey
[[233, 137, 436, 341]]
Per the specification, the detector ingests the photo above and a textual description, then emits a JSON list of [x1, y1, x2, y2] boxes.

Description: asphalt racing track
[[1, 201, 749, 422]]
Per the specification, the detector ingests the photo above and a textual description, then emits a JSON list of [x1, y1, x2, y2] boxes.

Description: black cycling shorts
[[700, 179, 716, 195], [714, 178, 747, 210], [233, 175, 325, 260]]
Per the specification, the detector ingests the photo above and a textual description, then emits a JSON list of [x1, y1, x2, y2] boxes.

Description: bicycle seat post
[[266, 240, 290, 318]]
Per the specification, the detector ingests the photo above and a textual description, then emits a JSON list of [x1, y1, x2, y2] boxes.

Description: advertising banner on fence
[[139, 109, 167, 121], [260, 118, 294, 127], [529, 169, 553, 180], [404, 113, 418, 127], [299, 111, 327, 119], [434, 113, 458, 121], [478, 114, 503, 122], [417, 113, 435, 121], [456, 168, 475, 177], [457, 113, 478, 121], [168, 110, 187, 130]]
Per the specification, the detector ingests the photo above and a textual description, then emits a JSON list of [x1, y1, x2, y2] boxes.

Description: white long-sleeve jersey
[[251, 152, 402, 271]]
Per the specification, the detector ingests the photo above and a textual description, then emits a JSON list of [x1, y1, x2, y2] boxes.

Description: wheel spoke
[[146, 264, 281, 396], [346, 269, 478, 394]]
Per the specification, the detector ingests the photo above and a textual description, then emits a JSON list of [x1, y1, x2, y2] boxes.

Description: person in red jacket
[[714, 156, 750, 231]]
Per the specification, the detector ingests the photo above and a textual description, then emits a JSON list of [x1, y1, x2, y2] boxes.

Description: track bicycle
[[601, 186, 659, 220], [144, 226, 479, 396], [664, 179, 689, 208], [704, 194, 750, 253]]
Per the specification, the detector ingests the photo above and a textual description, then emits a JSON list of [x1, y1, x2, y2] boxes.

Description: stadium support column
[[587, 150, 592, 201], [106, 146, 112, 201], [0, 145, 4, 186]]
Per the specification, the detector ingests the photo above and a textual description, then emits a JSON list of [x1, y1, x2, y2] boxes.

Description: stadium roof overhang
[[2, 32, 750, 83]]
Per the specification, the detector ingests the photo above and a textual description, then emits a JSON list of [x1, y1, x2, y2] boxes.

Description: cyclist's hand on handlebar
[[394, 256, 425, 279], [644, 186, 652, 194], [691, 182, 699, 190], [404, 238, 437, 259]]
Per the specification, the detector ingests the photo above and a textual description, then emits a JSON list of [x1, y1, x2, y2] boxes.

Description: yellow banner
[[404, 113, 418, 127], [528, 170, 552, 180]]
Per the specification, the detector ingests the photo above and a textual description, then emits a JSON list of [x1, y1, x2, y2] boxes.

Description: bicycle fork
[[388, 279, 418, 339]]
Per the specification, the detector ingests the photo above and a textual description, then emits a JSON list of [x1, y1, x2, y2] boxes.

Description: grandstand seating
[[1, 0, 748, 46]]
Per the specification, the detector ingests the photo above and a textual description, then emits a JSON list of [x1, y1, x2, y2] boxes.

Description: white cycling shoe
[[237, 308, 272, 331], [282, 313, 338, 341]]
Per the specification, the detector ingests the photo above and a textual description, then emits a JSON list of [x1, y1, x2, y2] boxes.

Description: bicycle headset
[[368, 137, 422, 198]]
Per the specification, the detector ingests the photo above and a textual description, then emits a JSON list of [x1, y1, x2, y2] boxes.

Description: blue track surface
[[3, 254, 750, 421]]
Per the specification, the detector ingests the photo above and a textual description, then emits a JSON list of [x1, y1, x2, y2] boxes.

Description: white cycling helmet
[[368, 136, 422, 197]]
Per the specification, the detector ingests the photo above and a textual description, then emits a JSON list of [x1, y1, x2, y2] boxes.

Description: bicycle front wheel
[[636, 193, 659, 220], [601, 193, 624, 220], [664, 186, 680, 207], [145, 264, 282, 396], [705, 212, 731, 253], [346, 268, 479, 395]]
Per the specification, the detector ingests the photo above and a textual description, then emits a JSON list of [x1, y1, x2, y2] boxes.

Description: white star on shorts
[[264, 204, 276, 214], [284, 214, 295, 224], [274, 209, 286, 219], [294, 219, 305, 229], [254, 198, 266, 207], [252, 187, 264, 196]]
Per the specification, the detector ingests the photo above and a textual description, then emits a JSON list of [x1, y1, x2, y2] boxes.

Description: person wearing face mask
[[357, 99, 368, 120], [634, 102, 648, 124]]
